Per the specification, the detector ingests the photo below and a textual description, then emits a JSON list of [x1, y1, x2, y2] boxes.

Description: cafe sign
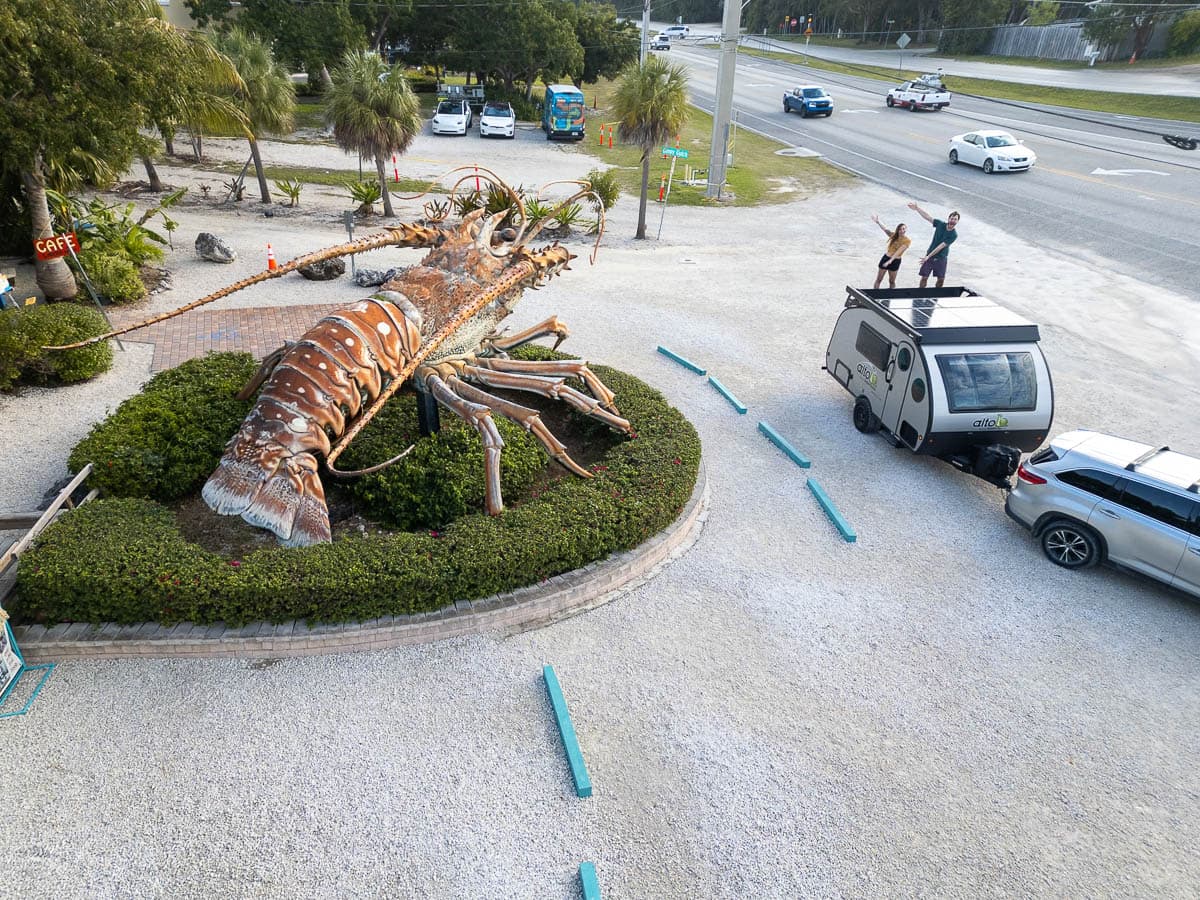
[[34, 232, 81, 261]]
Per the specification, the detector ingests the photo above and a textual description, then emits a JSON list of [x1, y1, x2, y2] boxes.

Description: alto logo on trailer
[[855, 362, 878, 386], [973, 415, 1009, 428]]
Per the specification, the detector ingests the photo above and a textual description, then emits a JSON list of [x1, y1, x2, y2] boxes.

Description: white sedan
[[948, 129, 1036, 173]]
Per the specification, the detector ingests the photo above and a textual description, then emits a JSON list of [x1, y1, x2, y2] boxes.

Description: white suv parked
[[660, 25, 690, 39], [1006, 430, 1200, 598]]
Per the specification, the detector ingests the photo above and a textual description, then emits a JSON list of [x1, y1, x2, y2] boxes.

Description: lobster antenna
[[42, 225, 440, 351]]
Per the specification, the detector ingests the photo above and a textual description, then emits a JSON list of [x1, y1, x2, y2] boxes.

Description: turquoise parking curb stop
[[542, 665, 593, 798], [707, 376, 747, 414], [806, 478, 857, 542], [579, 862, 602, 899], [656, 345, 706, 375], [757, 421, 811, 468]]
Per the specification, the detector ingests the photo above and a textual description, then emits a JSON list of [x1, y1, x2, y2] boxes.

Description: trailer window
[[855, 323, 891, 371], [935, 352, 1037, 413]]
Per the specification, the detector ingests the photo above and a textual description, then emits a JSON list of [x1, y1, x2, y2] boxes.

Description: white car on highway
[[948, 129, 1037, 174]]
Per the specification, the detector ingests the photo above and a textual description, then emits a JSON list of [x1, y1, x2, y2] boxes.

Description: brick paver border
[[14, 465, 708, 661]]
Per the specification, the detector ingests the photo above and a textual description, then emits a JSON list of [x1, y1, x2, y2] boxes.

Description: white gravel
[[2, 136, 1199, 898]]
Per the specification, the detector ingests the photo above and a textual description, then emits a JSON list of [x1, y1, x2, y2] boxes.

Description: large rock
[[298, 258, 346, 281], [195, 233, 236, 263], [353, 267, 400, 288]]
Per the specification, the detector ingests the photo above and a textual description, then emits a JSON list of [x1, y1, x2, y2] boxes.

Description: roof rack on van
[[1125, 446, 1169, 470]]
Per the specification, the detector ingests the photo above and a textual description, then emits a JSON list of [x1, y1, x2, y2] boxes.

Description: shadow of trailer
[[824, 286, 1054, 488]]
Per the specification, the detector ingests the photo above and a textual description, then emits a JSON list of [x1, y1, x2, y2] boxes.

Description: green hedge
[[68, 352, 258, 500], [18, 348, 701, 627], [76, 249, 147, 305], [0, 303, 113, 391], [340, 390, 547, 530]]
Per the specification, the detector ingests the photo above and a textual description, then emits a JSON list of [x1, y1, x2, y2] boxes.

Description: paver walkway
[[106, 303, 343, 372]]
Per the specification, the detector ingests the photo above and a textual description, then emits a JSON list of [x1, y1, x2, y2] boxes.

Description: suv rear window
[[1116, 481, 1198, 532], [935, 352, 1037, 413], [1056, 468, 1122, 501]]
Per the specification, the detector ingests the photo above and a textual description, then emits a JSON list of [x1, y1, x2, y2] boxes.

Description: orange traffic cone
[[657, 175, 667, 203], [267, 243, 278, 271]]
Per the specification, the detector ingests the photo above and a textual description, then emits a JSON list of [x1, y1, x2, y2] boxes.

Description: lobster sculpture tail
[[202, 291, 426, 546]]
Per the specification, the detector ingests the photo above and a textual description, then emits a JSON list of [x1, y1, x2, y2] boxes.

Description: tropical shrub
[[348, 179, 381, 215], [0, 304, 113, 390], [68, 352, 258, 500], [76, 249, 146, 305], [339, 392, 547, 530], [1168, 11, 1200, 56]]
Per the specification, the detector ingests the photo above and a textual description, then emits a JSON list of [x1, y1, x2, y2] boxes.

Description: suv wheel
[[852, 396, 880, 434], [1040, 520, 1101, 569]]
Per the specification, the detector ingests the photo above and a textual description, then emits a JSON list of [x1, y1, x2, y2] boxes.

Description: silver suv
[[1006, 430, 1200, 598]]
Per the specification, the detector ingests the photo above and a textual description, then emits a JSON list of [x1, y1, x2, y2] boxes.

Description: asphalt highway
[[674, 44, 1200, 301]]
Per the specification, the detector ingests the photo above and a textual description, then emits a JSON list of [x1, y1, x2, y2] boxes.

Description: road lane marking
[[1037, 164, 1200, 207], [841, 109, 880, 114], [1090, 167, 1169, 177]]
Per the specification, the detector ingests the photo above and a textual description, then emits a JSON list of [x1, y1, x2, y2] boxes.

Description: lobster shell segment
[[202, 291, 425, 546]]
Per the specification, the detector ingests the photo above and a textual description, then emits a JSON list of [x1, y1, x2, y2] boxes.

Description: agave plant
[[348, 179, 381, 216]]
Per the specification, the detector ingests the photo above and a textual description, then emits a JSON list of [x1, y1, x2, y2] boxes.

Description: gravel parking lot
[[1, 135, 1199, 898]]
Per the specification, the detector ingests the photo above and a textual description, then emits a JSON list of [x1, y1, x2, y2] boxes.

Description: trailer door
[[881, 339, 916, 439]]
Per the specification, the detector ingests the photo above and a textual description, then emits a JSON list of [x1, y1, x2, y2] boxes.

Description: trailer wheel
[[852, 396, 881, 434]]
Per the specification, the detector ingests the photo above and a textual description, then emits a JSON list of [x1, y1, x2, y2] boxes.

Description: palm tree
[[141, 26, 247, 191], [611, 56, 690, 240], [212, 28, 296, 204], [325, 50, 422, 219]]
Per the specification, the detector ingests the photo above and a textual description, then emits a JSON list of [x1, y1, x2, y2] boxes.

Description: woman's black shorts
[[877, 254, 902, 272]]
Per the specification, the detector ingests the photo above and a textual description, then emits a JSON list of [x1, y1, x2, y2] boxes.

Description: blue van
[[542, 84, 586, 141]]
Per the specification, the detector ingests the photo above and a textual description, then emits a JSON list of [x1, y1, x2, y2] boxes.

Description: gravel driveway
[[2, 136, 1199, 898]]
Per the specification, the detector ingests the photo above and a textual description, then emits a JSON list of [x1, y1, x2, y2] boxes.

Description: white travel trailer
[[825, 286, 1055, 487]]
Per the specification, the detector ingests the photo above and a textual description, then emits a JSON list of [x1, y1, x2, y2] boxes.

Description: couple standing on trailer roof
[[870, 203, 960, 289]]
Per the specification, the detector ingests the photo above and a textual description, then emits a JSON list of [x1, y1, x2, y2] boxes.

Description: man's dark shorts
[[918, 256, 947, 279]]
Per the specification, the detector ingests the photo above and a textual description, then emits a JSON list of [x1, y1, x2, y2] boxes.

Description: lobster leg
[[425, 373, 506, 515], [471, 355, 619, 414], [486, 316, 571, 353], [237, 341, 294, 401], [459, 365, 634, 435], [434, 372, 591, 478]]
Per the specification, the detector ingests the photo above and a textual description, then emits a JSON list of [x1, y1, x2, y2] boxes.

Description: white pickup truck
[[886, 76, 951, 112]]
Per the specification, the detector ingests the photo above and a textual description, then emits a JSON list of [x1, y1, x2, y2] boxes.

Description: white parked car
[[432, 99, 471, 136], [948, 129, 1036, 173], [478, 102, 515, 139], [659, 24, 689, 39]]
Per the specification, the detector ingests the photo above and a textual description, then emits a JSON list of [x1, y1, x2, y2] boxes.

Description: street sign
[[33, 231, 80, 261], [896, 33, 911, 49], [661, 147, 689, 158]]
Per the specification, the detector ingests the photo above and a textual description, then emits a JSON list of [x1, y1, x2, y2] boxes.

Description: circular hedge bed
[[17, 347, 700, 627]]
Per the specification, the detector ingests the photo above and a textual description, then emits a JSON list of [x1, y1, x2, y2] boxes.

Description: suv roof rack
[[1189, 478, 1199, 494], [1126, 446, 1169, 471]]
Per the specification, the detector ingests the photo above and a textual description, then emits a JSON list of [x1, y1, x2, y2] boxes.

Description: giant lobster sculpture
[[50, 170, 633, 547]]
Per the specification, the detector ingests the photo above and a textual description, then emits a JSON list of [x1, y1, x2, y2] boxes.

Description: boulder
[[298, 258, 346, 281], [195, 232, 236, 263], [353, 267, 400, 288]]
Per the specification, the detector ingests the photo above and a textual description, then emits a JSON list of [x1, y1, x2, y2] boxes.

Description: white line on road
[[840, 109, 881, 114], [1090, 167, 1170, 177]]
